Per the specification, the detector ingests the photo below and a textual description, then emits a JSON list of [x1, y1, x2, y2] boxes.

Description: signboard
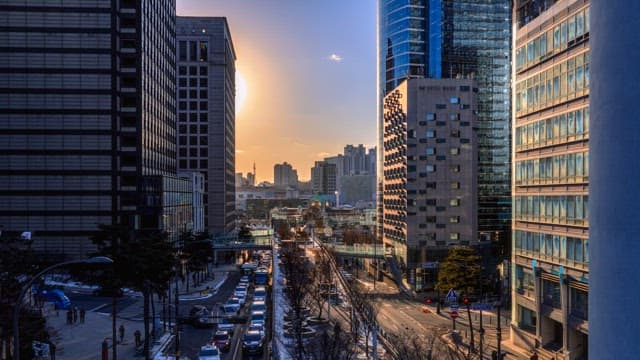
[[422, 261, 439, 269], [450, 311, 459, 319], [445, 288, 458, 303], [471, 303, 494, 311], [450, 304, 459, 312]]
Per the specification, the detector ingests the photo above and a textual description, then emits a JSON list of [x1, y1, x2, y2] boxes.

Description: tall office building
[[383, 78, 478, 289], [273, 162, 298, 188], [510, 1, 590, 358], [0, 0, 177, 257], [343, 144, 367, 175], [176, 17, 236, 235], [311, 161, 337, 195], [378, 0, 512, 250]]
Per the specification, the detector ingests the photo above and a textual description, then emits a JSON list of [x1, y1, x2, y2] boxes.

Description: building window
[[426, 113, 436, 121], [543, 280, 561, 309], [450, 199, 460, 207], [450, 148, 460, 155], [450, 232, 459, 240], [450, 165, 460, 173], [426, 216, 436, 223], [179, 41, 187, 61], [570, 287, 588, 320], [426, 182, 436, 189], [189, 41, 198, 61], [518, 306, 536, 334], [426, 165, 435, 172], [450, 97, 460, 104], [449, 113, 460, 121], [450, 182, 460, 189], [426, 130, 435, 138], [436, 104, 447, 109], [449, 216, 459, 223], [199, 41, 208, 61]]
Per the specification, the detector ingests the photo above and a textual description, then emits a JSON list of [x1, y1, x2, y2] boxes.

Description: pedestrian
[[119, 324, 125, 343], [73, 306, 78, 323], [79, 307, 85, 323], [49, 342, 57, 360], [134, 329, 142, 347], [66, 309, 73, 324]]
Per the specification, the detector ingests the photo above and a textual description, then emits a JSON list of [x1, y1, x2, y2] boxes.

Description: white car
[[198, 344, 220, 360], [223, 298, 241, 312]]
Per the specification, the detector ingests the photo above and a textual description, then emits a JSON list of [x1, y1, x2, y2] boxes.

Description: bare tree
[[280, 246, 312, 359], [349, 283, 379, 358], [307, 251, 333, 321], [389, 328, 480, 360], [306, 323, 357, 360]]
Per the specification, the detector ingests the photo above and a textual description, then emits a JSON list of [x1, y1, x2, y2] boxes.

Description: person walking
[[134, 329, 142, 347], [49, 342, 56, 360], [73, 306, 78, 323], [66, 309, 73, 324], [79, 307, 85, 323], [118, 324, 125, 344]]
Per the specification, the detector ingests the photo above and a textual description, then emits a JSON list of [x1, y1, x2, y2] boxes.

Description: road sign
[[450, 311, 459, 319], [450, 304, 459, 311], [471, 303, 494, 311], [445, 288, 458, 303]]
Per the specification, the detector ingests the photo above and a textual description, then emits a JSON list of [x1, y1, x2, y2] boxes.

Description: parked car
[[250, 301, 266, 313], [198, 344, 220, 360], [92, 286, 124, 298], [212, 330, 231, 352], [248, 323, 265, 336], [242, 330, 264, 355], [190, 305, 215, 328]]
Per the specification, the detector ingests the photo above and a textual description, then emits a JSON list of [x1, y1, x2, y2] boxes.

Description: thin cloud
[[327, 53, 343, 62], [317, 152, 331, 158], [236, 149, 245, 154]]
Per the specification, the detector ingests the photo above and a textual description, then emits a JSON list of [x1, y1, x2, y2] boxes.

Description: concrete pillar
[[559, 275, 569, 357], [590, 1, 640, 358], [534, 269, 542, 346]]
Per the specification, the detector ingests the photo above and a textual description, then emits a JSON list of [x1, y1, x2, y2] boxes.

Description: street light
[[12, 256, 113, 360]]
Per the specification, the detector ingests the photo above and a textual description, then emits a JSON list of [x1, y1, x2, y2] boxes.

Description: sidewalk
[[43, 264, 236, 359]]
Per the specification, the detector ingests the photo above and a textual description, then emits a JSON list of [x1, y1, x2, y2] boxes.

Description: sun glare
[[236, 70, 247, 114]]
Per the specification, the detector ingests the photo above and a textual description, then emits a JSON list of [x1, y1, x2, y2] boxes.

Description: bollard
[[102, 340, 109, 360]]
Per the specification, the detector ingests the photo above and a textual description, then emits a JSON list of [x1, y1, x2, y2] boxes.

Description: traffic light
[[425, 297, 432, 304], [463, 297, 470, 305]]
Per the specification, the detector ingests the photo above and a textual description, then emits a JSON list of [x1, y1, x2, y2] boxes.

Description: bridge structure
[[211, 228, 385, 259]]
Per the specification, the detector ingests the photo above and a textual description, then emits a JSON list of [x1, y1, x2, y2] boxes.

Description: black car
[[92, 286, 124, 297], [189, 305, 215, 328], [242, 330, 264, 355]]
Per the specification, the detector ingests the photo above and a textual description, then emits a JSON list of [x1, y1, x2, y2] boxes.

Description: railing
[[325, 243, 385, 258]]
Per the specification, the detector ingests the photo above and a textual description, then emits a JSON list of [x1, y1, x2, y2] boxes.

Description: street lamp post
[[12, 256, 113, 360]]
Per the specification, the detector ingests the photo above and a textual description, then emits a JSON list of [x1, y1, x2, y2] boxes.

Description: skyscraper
[[273, 162, 299, 188], [0, 0, 178, 257], [311, 161, 337, 195], [510, 1, 590, 358], [176, 17, 236, 235], [378, 0, 512, 252]]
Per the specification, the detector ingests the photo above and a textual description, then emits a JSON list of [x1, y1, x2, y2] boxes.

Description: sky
[[177, 1, 377, 182]]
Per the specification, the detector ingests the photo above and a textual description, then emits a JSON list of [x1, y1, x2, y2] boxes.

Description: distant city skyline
[[177, 0, 377, 182]]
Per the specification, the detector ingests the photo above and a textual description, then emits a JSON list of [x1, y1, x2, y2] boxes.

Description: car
[[234, 285, 248, 297], [233, 293, 246, 305], [250, 301, 266, 313], [224, 298, 241, 312], [242, 330, 264, 355], [217, 317, 235, 335], [189, 305, 215, 328], [249, 311, 266, 328], [198, 344, 220, 360], [240, 275, 250, 283], [92, 286, 124, 298], [248, 323, 265, 336], [212, 330, 231, 352]]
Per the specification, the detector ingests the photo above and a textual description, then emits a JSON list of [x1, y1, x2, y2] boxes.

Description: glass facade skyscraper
[[0, 0, 177, 258], [378, 0, 512, 258]]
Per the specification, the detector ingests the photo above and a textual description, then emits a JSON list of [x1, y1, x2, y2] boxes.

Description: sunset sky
[[177, 1, 377, 182]]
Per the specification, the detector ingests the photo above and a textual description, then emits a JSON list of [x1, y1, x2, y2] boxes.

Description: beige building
[[511, 0, 590, 358], [382, 78, 479, 290]]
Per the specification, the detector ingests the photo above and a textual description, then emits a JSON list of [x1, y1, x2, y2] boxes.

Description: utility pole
[[174, 276, 179, 359], [479, 309, 484, 359], [496, 273, 502, 359]]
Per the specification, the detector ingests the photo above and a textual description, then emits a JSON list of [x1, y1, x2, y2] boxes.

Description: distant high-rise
[[176, 17, 236, 235], [343, 144, 367, 175], [311, 161, 337, 195], [273, 162, 298, 188], [0, 0, 178, 257], [383, 78, 479, 289], [510, 1, 590, 358], [378, 0, 512, 247]]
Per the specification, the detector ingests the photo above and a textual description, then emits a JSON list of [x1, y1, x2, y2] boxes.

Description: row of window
[[514, 195, 589, 226], [178, 40, 208, 62], [515, 52, 590, 116], [0, 196, 112, 211], [0, 155, 111, 169], [515, 107, 589, 150], [178, 77, 208, 88], [515, 151, 589, 185], [515, 7, 590, 71], [178, 101, 208, 111], [1, 216, 113, 231], [178, 65, 208, 76], [178, 112, 208, 123], [0, 175, 112, 190], [178, 135, 208, 146], [0, 53, 111, 68], [178, 159, 208, 170], [514, 230, 589, 264], [0, 135, 112, 150]]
